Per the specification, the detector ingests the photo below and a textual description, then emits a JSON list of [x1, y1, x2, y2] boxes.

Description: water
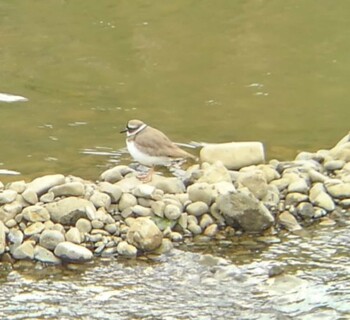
[[1, 1, 350, 318]]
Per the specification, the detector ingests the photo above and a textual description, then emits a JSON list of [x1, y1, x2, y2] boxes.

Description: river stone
[[285, 193, 309, 206], [262, 185, 280, 208], [216, 190, 274, 232], [133, 184, 158, 199], [325, 182, 350, 199], [258, 164, 280, 183], [100, 165, 135, 183], [308, 169, 328, 183], [39, 229, 65, 250], [329, 142, 350, 162], [164, 204, 182, 220], [178, 212, 188, 230], [149, 176, 186, 194], [197, 161, 232, 184], [200, 214, 214, 229], [187, 182, 214, 206], [34, 245, 61, 264], [45, 197, 96, 225], [278, 211, 302, 231], [126, 217, 163, 251], [204, 223, 218, 237], [5, 219, 16, 228], [8, 229, 23, 246], [24, 222, 45, 236], [200, 142, 265, 170], [188, 221, 202, 235], [151, 200, 165, 218], [0, 190, 17, 204], [309, 183, 335, 211], [76, 218, 92, 233], [119, 193, 138, 212], [65, 227, 82, 244], [8, 180, 26, 193], [2, 201, 22, 218], [49, 182, 85, 197], [40, 192, 55, 203], [21, 188, 38, 205], [186, 201, 209, 216], [287, 179, 309, 194], [236, 170, 268, 200], [23, 205, 50, 222], [324, 160, 345, 171], [131, 205, 152, 217], [27, 174, 65, 196], [98, 182, 123, 203], [117, 241, 137, 257], [297, 202, 315, 219], [0, 221, 5, 254], [12, 241, 35, 260], [90, 191, 111, 209], [54, 241, 93, 262]]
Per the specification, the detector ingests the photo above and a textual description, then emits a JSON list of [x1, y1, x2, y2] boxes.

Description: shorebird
[[121, 119, 195, 181]]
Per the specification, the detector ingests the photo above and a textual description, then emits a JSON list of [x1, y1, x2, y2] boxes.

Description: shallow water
[[0, 222, 349, 319], [1, 0, 350, 181]]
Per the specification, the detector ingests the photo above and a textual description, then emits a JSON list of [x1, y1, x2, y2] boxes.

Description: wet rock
[[34, 245, 61, 264], [0, 221, 5, 254], [325, 182, 350, 199], [90, 191, 111, 209], [200, 142, 265, 170], [237, 170, 268, 200], [45, 197, 96, 225], [187, 182, 214, 206], [39, 230, 65, 250], [217, 190, 274, 232], [149, 176, 186, 194], [12, 241, 35, 260], [119, 193, 138, 211], [54, 241, 93, 262], [126, 217, 163, 251], [27, 174, 65, 196], [23, 205, 50, 222], [24, 222, 45, 236], [117, 241, 137, 257], [100, 165, 135, 183], [98, 182, 123, 203], [164, 204, 182, 220], [197, 161, 232, 184], [22, 189, 38, 205], [0, 190, 17, 204], [50, 182, 85, 198], [278, 211, 302, 231], [65, 227, 82, 244], [186, 201, 209, 216], [131, 205, 152, 217], [76, 218, 92, 234]]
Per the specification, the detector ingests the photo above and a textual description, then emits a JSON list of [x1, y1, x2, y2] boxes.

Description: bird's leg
[[137, 166, 154, 183]]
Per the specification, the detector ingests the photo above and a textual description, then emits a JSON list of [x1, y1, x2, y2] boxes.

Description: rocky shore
[[1, 133, 350, 264]]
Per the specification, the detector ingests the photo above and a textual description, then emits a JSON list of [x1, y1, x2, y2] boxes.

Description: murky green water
[[1, 0, 350, 181], [1, 1, 350, 319]]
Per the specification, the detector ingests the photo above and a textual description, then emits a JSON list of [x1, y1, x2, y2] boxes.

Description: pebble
[[0, 221, 5, 254], [34, 245, 61, 264], [90, 191, 111, 209], [117, 241, 137, 257], [7, 180, 26, 193], [39, 229, 65, 250], [0, 190, 17, 204], [278, 211, 302, 231], [50, 182, 85, 197], [119, 193, 138, 212], [237, 170, 268, 200], [23, 205, 50, 222], [325, 182, 350, 199], [151, 200, 165, 218], [164, 204, 182, 220], [76, 218, 92, 233], [100, 165, 134, 183], [98, 182, 123, 203], [24, 222, 45, 236], [187, 182, 214, 206], [12, 241, 35, 260], [131, 205, 152, 217], [186, 201, 209, 216], [54, 241, 93, 262], [204, 224, 218, 237], [65, 227, 82, 244], [22, 189, 39, 204], [287, 179, 309, 194], [149, 176, 186, 194], [27, 174, 65, 196], [199, 214, 214, 229], [297, 202, 315, 219], [197, 161, 232, 184]]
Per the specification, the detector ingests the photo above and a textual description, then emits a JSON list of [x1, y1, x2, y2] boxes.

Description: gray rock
[[90, 191, 111, 209], [12, 241, 35, 260], [45, 197, 96, 225], [164, 204, 182, 220], [278, 211, 302, 231], [287, 179, 309, 194], [98, 182, 123, 203], [100, 165, 135, 183], [27, 174, 65, 196], [8, 229, 23, 246], [22, 189, 38, 205], [0, 221, 5, 254], [34, 245, 61, 264], [131, 205, 152, 217], [23, 205, 50, 222], [76, 218, 92, 234], [39, 229, 65, 250], [285, 193, 309, 206], [24, 222, 45, 236], [325, 182, 350, 199], [119, 193, 138, 211], [297, 201, 315, 218], [117, 241, 137, 257], [7, 180, 26, 193], [262, 185, 280, 208], [200, 142, 265, 170], [236, 170, 268, 200], [126, 217, 163, 251], [149, 176, 186, 194], [54, 241, 93, 262], [50, 182, 85, 197], [0, 190, 17, 204], [186, 201, 209, 216], [197, 161, 232, 184], [216, 190, 275, 232], [187, 182, 214, 206], [133, 184, 162, 200], [65, 227, 82, 244]]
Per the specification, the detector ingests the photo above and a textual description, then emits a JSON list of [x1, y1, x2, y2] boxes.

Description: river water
[[1, 1, 350, 319]]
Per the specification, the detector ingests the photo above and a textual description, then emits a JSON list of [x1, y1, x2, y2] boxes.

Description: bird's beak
[[120, 128, 127, 134]]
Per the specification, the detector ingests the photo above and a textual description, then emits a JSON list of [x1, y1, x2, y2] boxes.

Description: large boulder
[[126, 217, 163, 251], [216, 190, 274, 232]]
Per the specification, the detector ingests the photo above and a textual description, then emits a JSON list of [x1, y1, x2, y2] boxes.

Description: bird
[[121, 119, 195, 181]]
